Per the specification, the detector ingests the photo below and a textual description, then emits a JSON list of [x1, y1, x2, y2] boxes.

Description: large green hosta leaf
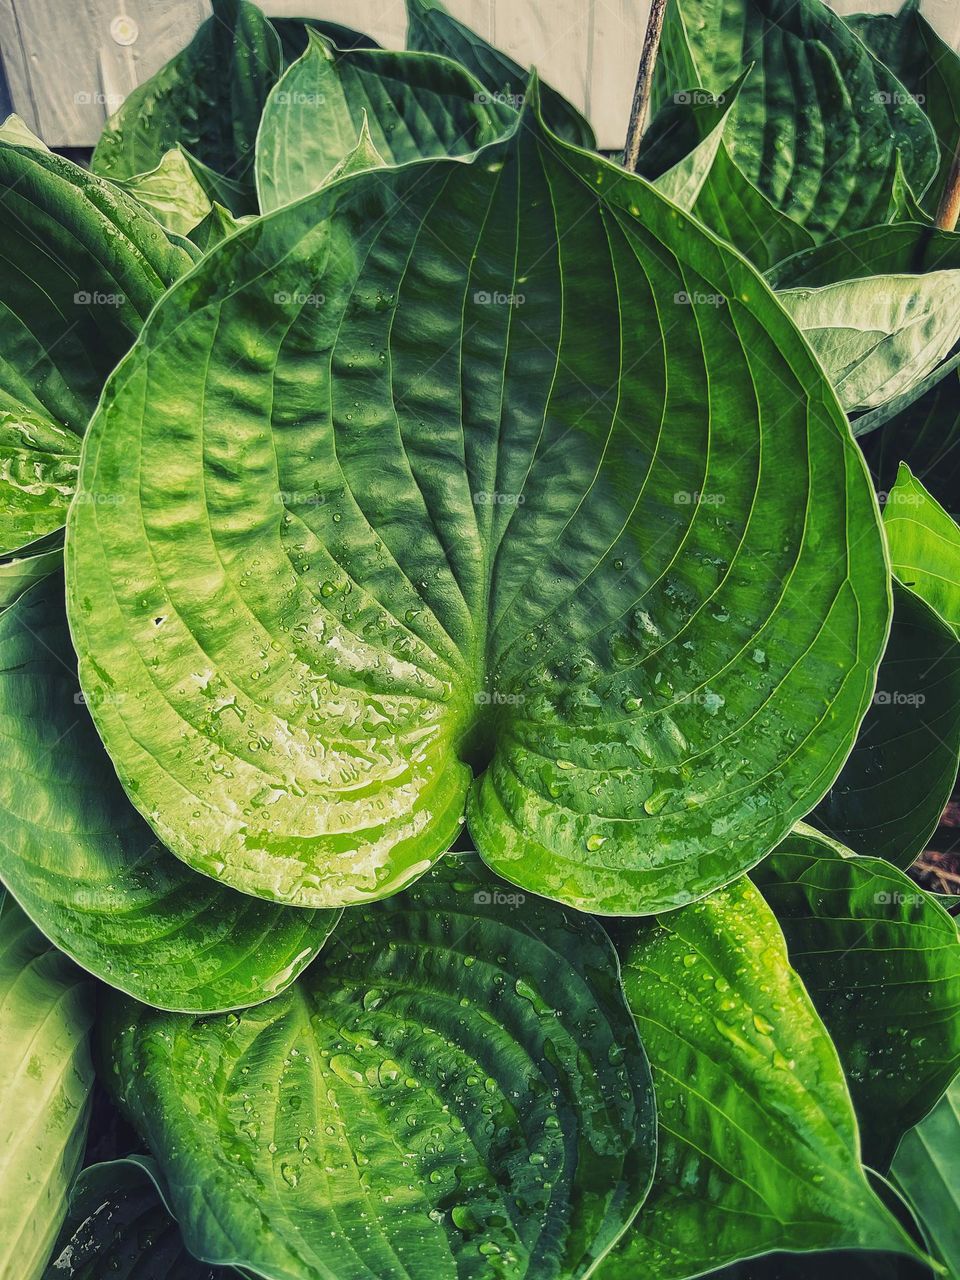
[[892, 1073, 960, 1277], [0, 575, 338, 1013], [256, 33, 514, 212], [92, 0, 282, 198], [405, 0, 594, 148], [597, 875, 921, 1279], [653, 0, 938, 239], [754, 827, 960, 1169], [102, 856, 655, 1279], [45, 1157, 234, 1279], [67, 101, 890, 915], [812, 581, 960, 867], [849, 0, 960, 214], [885, 465, 960, 634], [0, 895, 94, 1279]]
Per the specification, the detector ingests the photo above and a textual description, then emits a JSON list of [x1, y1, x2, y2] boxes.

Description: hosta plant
[[2, 0, 960, 1276]]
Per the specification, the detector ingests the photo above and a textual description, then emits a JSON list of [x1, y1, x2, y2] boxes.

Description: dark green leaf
[[768, 222, 960, 289], [256, 33, 515, 212], [0, 575, 340, 1012], [863, 371, 960, 519], [812, 581, 960, 867], [102, 856, 655, 1279], [405, 0, 595, 148], [891, 1072, 960, 1277], [0, 895, 94, 1278], [0, 530, 64, 614], [92, 0, 282, 199], [753, 826, 960, 1169], [598, 875, 921, 1279], [270, 16, 381, 64], [66, 101, 889, 915], [653, 0, 939, 239]]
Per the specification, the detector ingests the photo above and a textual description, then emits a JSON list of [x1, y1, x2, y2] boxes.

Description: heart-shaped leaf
[[891, 1072, 960, 1278], [597, 874, 922, 1279], [67, 101, 890, 915], [0, 575, 339, 1013], [812, 581, 960, 867], [885, 464, 960, 634], [653, 0, 938, 239], [0, 895, 94, 1280], [102, 855, 655, 1280], [256, 33, 515, 212], [754, 826, 960, 1169], [45, 1157, 234, 1279], [848, 0, 960, 215], [92, 0, 282, 199], [405, 0, 594, 148]]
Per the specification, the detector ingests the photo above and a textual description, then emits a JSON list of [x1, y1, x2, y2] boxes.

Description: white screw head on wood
[[109, 15, 139, 46]]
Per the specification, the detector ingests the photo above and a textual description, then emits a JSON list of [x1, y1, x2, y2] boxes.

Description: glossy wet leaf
[[270, 16, 381, 63], [777, 273, 960, 413], [640, 75, 814, 271], [102, 856, 655, 1280], [754, 827, 960, 1169], [812, 581, 960, 867], [405, 0, 594, 148], [885, 465, 960, 634], [44, 1157, 234, 1279], [0, 402, 78, 556], [256, 33, 515, 212], [0, 895, 94, 1280], [891, 1072, 960, 1277], [598, 875, 920, 1279], [0, 576, 339, 1012], [109, 147, 214, 238], [67, 101, 890, 915], [653, 0, 938, 239], [849, 0, 960, 214], [92, 0, 282, 199]]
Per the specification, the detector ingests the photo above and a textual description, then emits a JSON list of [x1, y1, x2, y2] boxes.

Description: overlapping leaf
[[885, 465, 960, 634], [0, 576, 339, 1012], [405, 0, 594, 148], [812, 582, 960, 867], [653, 0, 938, 239], [754, 827, 960, 1168], [92, 0, 282, 201], [67, 99, 890, 915], [256, 33, 515, 212], [597, 875, 921, 1279], [892, 1073, 960, 1277], [0, 896, 94, 1280], [102, 856, 655, 1280], [109, 147, 216, 239]]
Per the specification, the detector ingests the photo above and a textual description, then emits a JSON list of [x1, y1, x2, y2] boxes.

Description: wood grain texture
[[2, 0, 960, 150]]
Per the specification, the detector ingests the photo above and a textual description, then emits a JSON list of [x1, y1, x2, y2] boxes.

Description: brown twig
[[935, 138, 960, 231], [623, 0, 669, 173]]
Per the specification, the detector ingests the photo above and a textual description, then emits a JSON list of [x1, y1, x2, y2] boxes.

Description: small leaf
[[812, 581, 960, 867], [0, 895, 94, 1280], [406, 0, 595, 148], [256, 32, 514, 212], [754, 826, 960, 1169], [102, 856, 655, 1279], [0, 401, 79, 556], [599, 876, 923, 1278], [885, 464, 960, 634], [892, 1072, 960, 1277], [109, 147, 214, 238], [0, 576, 340, 1013]]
